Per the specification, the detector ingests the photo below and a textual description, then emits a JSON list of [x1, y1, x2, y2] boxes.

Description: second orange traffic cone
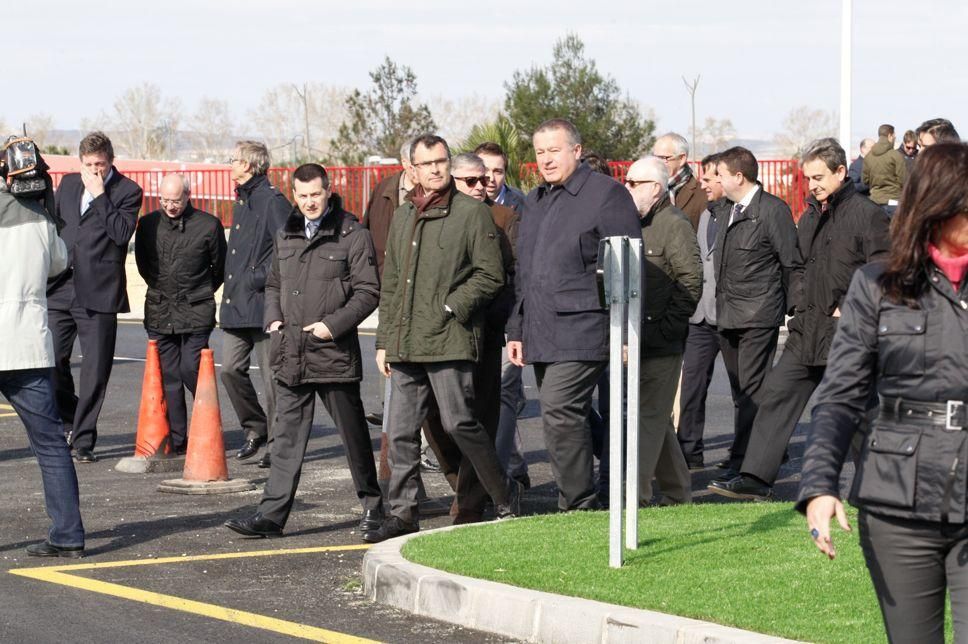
[[157, 349, 253, 494]]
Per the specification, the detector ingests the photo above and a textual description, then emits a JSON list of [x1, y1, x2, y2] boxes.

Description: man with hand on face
[[134, 174, 226, 454], [225, 163, 383, 539], [507, 119, 641, 511], [48, 131, 143, 463], [624, 157, 702, 505], [709, 138, 889, 501], [422, 152, 521, 523], [370, 135, 518, 542]]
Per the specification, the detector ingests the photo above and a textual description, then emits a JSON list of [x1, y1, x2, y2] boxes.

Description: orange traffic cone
[[116, 340, 181, 474], [158, 349, 254, 494]]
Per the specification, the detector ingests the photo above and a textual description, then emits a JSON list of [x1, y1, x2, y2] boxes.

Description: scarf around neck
[[411, 181, 452, 214]]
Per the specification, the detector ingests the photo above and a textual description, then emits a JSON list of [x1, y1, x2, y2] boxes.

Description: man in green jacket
[[367, 135, 518, 542], [861, 124, 906, 216], [625, 156, 703, 505]]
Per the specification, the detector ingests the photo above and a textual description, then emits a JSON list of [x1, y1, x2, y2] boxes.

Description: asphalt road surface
[[0, 321, 814, 643]]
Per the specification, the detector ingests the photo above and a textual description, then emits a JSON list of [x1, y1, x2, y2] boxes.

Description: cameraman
[[0, 149, 85, 558]]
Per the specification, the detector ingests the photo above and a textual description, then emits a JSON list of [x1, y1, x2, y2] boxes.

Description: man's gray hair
[[451, 153, 485, 174], [636, 156, 670, 193], [400, 137, 417, 164], [655, 132, 689, 157], [234, 140, 270, 176]]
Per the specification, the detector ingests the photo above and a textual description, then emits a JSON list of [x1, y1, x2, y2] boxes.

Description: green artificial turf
[[403, 503, 919, 643]]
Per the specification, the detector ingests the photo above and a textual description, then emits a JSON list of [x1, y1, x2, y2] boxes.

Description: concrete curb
[[363, 524, 802, 644]]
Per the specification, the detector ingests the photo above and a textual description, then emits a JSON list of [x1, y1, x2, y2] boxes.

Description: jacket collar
[[537, 162, 592, 199], [412, 181, 457, 218], [640, 193, 672, 227], [282, 194, 344, 238], [236, 174, 268, 199], [376, 171, 403, 202], [163, 203, 195, 230], [805, 179, 855, 216]]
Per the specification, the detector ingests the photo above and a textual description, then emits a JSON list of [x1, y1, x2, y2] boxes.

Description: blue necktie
[[306, 220, 319, 239]]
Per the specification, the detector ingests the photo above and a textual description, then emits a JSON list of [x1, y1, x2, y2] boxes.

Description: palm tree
[[458, 115, 531, 190]]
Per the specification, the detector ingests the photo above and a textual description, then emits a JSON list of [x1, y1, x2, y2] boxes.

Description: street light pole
[[682, 75, 700, 160], [839, 0, 852, 151]]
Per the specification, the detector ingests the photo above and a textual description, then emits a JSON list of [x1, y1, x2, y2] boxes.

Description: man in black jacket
[[49, 131, 143, 463], [135, 174, 226, 454], [710, 138, 890, 500], [221, 141, 291, 467], [225, 164, 383, 538], [712, 146, 802, 476], [507, 119, 642, 511]]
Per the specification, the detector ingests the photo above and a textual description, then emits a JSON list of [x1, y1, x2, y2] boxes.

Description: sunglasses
[[454, 175, 490, 188]]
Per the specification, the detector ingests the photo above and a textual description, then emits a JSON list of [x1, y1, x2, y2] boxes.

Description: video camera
[[1, 134, 50, 198]]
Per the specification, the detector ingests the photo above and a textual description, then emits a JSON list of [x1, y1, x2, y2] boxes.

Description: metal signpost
[[598, 236, 643, 568]]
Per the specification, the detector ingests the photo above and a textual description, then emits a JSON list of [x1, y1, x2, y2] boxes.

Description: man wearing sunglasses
[[369, 135, 520, 542], [420, 153, 521, 523]]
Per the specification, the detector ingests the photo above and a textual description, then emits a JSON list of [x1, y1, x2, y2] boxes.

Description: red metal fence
[[50, 159, 805, 226]]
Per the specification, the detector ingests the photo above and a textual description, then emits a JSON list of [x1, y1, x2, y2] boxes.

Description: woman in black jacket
[[798, 143, 968, 643]]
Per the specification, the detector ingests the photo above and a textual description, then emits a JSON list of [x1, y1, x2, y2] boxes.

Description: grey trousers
[[859, 511, 968, 644], [258, 381, 382, 527], [221, 328, 276, 444], [496, 350, 529, 479], [638, 353, 692, 504], [534, 360, 606, 511], [385, 361, 509, 524]]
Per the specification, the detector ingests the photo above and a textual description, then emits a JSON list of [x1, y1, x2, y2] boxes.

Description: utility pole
[[839, 0, 852, 151], [682, 75, 701, 160], [293, 83, 312, 161]]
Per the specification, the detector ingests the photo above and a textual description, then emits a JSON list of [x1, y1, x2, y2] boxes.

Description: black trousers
[[49, 305, 118, 451], [677, 321, 722, 462], [740, 347, 824, 485], [534, 360, 607, 511], [258, 381, 382, 528], [717, 327, 778, 470], [422, 332, 504, 518], [859, 511, 968, 644], [148, 330, 211, 451], [221, 328, 275, 444]]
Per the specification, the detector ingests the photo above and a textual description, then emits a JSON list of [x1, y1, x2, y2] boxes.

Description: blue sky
[[12, 0, 966, 151]]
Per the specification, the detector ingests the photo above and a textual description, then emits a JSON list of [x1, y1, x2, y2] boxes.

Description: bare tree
[[24, 113, 56, 149], [109, 83, 182, 159], [248, 83, 350, 164], [774, 106, 838, 158], [690, 117, 737, 158], [189, 97, 235, 162], [429, 93, 501, 146]]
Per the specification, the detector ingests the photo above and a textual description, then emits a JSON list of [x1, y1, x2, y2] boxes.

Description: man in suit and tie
[[710, 146, 802, 479], [48, 131, 143, 462]]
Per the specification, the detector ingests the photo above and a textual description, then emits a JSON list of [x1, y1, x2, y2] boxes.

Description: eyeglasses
[[160, 198, 185, 206], [413, 158, 449, 170], [226, 157, 243, 165], [653, 154, 682, 162], [625, 179, 656, 189], [454, 175, 489, 188]]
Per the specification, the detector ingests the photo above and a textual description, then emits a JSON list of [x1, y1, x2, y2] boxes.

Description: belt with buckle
[[880, 396, 967, 430]]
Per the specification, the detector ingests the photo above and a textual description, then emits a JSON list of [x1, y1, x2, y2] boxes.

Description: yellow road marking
[[10, 545, 378, 643], [0, 403, 15, 419]]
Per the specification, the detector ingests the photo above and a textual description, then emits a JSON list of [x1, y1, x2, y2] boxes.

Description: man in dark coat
[[712, 146, 803, 477], [135, 174, 226, 453], [653, 132, 705, 230], [847, 138, 873, 196], [221, 140, 291, 467], [225, 164, 383, 538], [507, 118, 642, 511], [370, 135, 517, 542], [625, 156, 702, 505], [48, 131, 143, 462], [362, 139, 416, 279], [710, 138, 890, 500]]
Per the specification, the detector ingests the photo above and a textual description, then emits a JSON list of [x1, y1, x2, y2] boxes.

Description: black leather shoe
[[685, 457, 705, 471], [359, 506, 386, 533], [26, 541, 84, 558], [236, 437, 265, 460], [362, 516, 418, 543], [257, 452, 271, 469], [73, 448, 97, 463], [712, 468, 740, 484], [707, 474, 774, 501], [364, 412, 384, 426], [224, 513, 283, 538]]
